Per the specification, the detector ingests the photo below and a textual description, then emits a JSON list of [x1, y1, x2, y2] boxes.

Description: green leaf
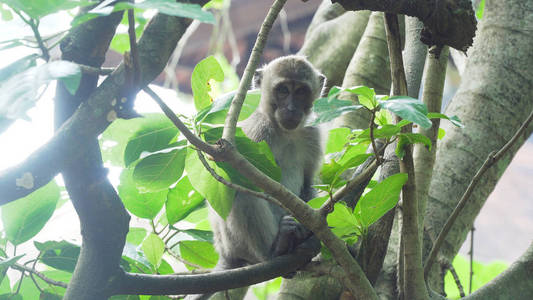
[[325, 127, 351, 154], [196, 90, 261, 124], [307, 195, 327, 209], [396, 133, 432, 158], [312, 97, 362, 125], [178, 240, 218, 269], [191, 56, 224, 111], [185, 147, 234, 219], [344, 85, 377, 109], [327, 203, 361, 240], [379, 96, 432, 129], [181, 229, 213, 243], [427, 112, 464, 128], [123, 116, 180, 167], [444, 254, 507, 298], [3, 0, 92, 19], [141, 233, 165, 268], [157, 259, 174, 275], [374, 109, 393, 126], [253, 277, 282, 300], [0, 61, 81, 121], [438, 128, 446, 140], [135, 0, 214, 24], [2, 181, 59, 245], [354, 173, 407, 227], [133, 147, 187, 192], [476, 0, 485, 19], [0, 54, 37, 83], [118, 167, 167, 219], [354, 124, 401, 142], [166, 176, 204, 225], [74, 0, 214, 26], [202, 127, 281, 189], [34, 241, 80, 273], [126, 227, 148, 246]]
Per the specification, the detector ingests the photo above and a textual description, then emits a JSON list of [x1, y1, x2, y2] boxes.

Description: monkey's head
[[253, 56, 326, 131]]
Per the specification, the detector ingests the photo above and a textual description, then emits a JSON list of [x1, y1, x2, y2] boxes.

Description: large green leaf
[[344, 85, 377, 109], [178, 240, 218, 269], [118, 167, 167, 219], [185, 148, 234, 219], [201, 127, 280, 190], [379, 96, 432, 129], [141, 233, 165, 268], [166, 176, 204, 225], [396, 133, 432, 158], [0, 61, 81, 121], [126, 227, 148, 246], [427, 112, 464, 128], [311, 97, 362, 125], [326, 203, 360, 243], [2, 0, 91, 19], [196, 90, 261, 124], [2, 181, 59, 245], [191, 56, 224, 111], [123, 116, 180, 167], [354, 173, 407, 227], [325, 127, 351, 154], [132, 147, 187, 192], [34, 241, 80, 273]]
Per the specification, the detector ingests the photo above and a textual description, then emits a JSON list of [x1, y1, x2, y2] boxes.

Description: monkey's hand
[[272, 216, 320, 278]]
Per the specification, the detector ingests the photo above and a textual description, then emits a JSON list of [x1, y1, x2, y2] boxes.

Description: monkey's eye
[[276, 85, 290, 97]]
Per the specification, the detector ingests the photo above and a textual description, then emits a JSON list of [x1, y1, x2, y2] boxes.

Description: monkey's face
[[272, 81, 312, 130]]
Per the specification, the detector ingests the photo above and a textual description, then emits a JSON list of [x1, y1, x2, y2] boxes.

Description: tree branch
[[222, 0, 287, 143], [332, 0, 476, 52], [384, 12, 429, 300], [424, 109, 533, 277], [112, 240, 319, 295]]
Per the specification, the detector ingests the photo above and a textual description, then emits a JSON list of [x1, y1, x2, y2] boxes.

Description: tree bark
[[424, 0, 533, 292]]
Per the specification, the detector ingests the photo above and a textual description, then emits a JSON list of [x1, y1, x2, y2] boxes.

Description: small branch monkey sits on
[[187, 56, 325, 299]]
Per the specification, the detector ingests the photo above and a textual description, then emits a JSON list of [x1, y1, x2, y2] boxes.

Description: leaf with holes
[[166, 176, 204, 225]]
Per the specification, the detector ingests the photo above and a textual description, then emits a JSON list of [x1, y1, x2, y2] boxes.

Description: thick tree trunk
[[424, 0, 533, 292]]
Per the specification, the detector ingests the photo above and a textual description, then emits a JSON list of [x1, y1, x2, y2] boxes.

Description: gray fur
[[186, 57, 325, 299]]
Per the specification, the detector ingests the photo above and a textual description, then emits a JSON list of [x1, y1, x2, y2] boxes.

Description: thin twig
[[78, 65, 114, 76], [369, 111, 382, 165], [424, 109, 533, 277], [11, 263, 68, 288], [195, 149, 282, 208], [127, 9, 140, 87], [443, 258, 465, 297], [14, 10, 50, 61], [469, 226, 475, 294], [222, 0, 288, 143], [144, 86, 216, 156]]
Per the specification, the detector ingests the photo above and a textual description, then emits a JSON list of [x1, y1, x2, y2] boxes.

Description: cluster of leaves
[[0, 0, 217, 134], [305, 85, 463, 244]]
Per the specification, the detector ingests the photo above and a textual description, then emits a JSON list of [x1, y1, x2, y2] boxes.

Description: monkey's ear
[[318, 74, 327, 97], [253, 68, 263, 89]]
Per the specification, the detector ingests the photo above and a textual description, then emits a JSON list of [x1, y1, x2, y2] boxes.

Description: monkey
[[186, 56, 325, 300]]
